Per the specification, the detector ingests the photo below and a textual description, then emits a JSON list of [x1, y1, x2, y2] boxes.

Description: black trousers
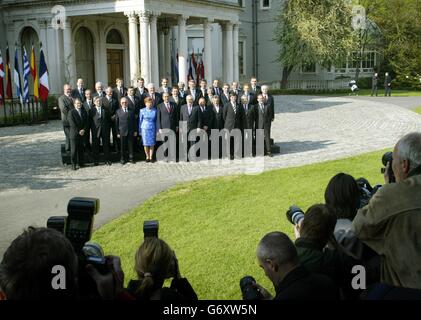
[[92, 133, 110, 163], [63, 125, 70, 151], [83, 127, 91, 152], [70, 135, 84, 166], [264, 128, 271, 155], [120, 135, 134, 161], [111, 120, 119, 151]]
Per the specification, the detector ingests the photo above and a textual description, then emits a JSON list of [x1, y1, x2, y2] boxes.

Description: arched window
[[106, 29, 123, 44]]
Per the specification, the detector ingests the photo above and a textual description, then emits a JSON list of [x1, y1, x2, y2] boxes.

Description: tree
[[366, 0, 421, 89], [275, 0, 356, 88]]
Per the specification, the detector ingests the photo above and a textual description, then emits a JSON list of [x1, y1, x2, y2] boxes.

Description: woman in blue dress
[[139, 97, 157, 162]]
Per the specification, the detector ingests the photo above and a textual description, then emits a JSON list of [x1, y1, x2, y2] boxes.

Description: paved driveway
[[1, 95, 421, 256]]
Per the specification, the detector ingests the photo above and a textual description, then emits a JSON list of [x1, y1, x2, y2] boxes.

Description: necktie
[[77, 109, 81, 118], [166, 103, 170, 113], [232, 103, 236, 114], [124, 107, 127, 113], [201, 106, 205, 113], [260, 104, 264, 112], [188, 105, 192, 116], [97, 108, 101, 116], [152, 94, 155, 104], [244, 104, 247, 113]]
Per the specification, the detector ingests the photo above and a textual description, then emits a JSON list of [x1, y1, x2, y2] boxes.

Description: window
[[302, 63, 316, 73], [260, 0, 271, 10], [361, 51, 375, 69], [106, 29, 123, 44], [239, 41, 245, 75]]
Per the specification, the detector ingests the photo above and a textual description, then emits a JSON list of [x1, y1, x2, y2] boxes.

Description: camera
[[46, 197, 108, 298], [286, 205, 305, 225], [381, 151, 396, 183], [240, 276, 262, 300], [143, 220, 159, 238]]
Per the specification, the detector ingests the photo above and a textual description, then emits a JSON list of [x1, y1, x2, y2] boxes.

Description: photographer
[[127, 237, 197, 301], [294, 204, 362, 299], [325, 173, 380, 267], [252, 231, 339, 300], [0, 227, 127, 300], [353, 132, 421, 289]]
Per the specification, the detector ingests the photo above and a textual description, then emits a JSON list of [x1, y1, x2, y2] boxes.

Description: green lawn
[[414, 106, 421, 115], [92, 150, 388, 299]]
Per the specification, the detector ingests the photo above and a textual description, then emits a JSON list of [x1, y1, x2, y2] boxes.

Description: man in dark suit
[[68, 98, 88, 170], [250, 77, 261, 96], [158, 78, 172, 94], [223, 93, 243, 159], [157, 92, 178, 133], [178, 81, 186, 101], [115, 97, 138, 164], [197, 97, 212, 136], [371, 73, 379, 97], [256, 94, 272, 157], [180, 95, 199, 133], [104, 86, 120, 151], [210, 95, 224, 130], [220, 83, 231, 106], [58, 84, 74, 152], [240, 95, 256, 157], [126, 87, 141, 115], [82, 89, 94, 152], [134, 78, 149, 107], [231, 81, 241, 97], [147, 83, 162, 108], [170, 86, 184, 111], [71, 78, 86, 102], [185, 80, 200, 105], [198, 80, 208, 103], [90, 96, 112, 166], [113, 78, 127, 102], [261, 85, 275, 146], [211, 79, 222, 96], [92, 82, 106, 99], [240, 83, 256, 105]]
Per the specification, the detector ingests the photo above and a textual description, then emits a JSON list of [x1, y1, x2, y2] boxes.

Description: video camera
[[46, 197, 108, 298], [381, 151, 395, 183], [240, 276, 262, 300]]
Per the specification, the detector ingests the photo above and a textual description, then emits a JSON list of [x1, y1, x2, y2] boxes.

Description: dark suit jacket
[[198, 88, 208, 102], [71, 88, 86, 102], [156, 101, 178, 132], [250, 85, 261, 96], [255, 103, 272, 130], [240, 91, 256, 105], [126, 95, 141, 114], [210, 105, 224, 130], [115, 108, 137, 137], [113, 86, 128, 101], [58, 95, 74, 126], [263, 94, 275, 121], [385, 76, 392, 87], [92, 91, 106, 99], [180, 104, 199, 132], [83, 100, 94, 115], [147, 92, 162, 108], [197, 105, 212, 132], [103, 96, 120, 117], [211, 87, 222, 96], [241, 104, 256, 130], [220, 92, 231, 106], [223, 102, 243, 131], [178, 89, 187, 101], [89, 106, 112, 139], [68, 108, 88, 138], [134, 89, 148, 109]]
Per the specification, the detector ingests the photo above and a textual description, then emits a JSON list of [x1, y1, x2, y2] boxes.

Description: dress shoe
[[72, 165, 77, 171], [146, 159, 150, 163], [130, 160, 135, 164], [106, 161, 112, 166], [120, 160, 126, 165]]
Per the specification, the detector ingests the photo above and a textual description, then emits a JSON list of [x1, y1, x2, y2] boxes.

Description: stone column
[[203, 19, 213, 83], [233, 23, 239, 83], [178, 15, 188, 85], [138, 11, 151, 85], [125, 11, 140, 86], [159, 29, 165, 80], [164, 30, 172, 84], [223, 22, 234, 84], [62, 18, 76, 86], [150, 13, 160, 85]]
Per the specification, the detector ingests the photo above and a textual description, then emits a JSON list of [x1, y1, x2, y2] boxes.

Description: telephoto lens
[[240, 276, 262, 300], [286, 205, 305, 225]]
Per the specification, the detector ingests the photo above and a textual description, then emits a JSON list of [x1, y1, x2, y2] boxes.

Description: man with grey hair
[[252, 232, 338, 300], [147, 83, 162, 107], [353, 132, 421, 289]]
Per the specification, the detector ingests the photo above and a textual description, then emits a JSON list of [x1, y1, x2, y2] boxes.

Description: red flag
[[5, 45, 12, 99], [39, 45, 49, 102]]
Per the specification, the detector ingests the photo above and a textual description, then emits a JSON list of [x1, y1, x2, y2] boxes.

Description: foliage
[[275, 0, 356, 87]]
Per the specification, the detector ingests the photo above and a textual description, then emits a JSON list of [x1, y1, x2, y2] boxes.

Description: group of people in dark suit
[[371, 72, 393, 97], [58, 76, 276, 169]]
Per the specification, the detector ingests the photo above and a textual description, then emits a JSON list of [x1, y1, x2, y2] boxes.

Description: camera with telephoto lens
[[46, 197, 109, 298], [240, 276, 262, 300], [286, 205, 305, 225], [143, 220, 159, 238], [381, 151, 395, 183]]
